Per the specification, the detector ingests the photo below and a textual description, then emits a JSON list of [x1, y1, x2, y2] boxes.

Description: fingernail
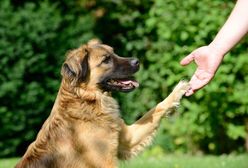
[[185, 93, 190, 96], [185, 90, 193, 96]]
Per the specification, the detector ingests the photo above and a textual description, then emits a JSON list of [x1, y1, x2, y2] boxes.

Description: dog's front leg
[[118, 81, 189, 160]]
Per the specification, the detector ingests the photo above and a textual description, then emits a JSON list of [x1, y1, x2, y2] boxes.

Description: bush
[[1, 0, 248, 157], [145, 0, 248, 154], [0, 0, 94, 157], [92, 0, 248, 154], [113, 0, 248, 154]]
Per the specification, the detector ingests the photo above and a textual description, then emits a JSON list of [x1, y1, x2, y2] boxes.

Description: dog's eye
[[102, 56, 111, 64]]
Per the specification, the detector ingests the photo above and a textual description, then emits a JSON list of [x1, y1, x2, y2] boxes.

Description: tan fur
[[16, 40, 189, 168]]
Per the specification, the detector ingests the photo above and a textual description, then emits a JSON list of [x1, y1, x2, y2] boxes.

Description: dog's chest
[[73, 118, 121, 164], [72, 96, 122, 160]]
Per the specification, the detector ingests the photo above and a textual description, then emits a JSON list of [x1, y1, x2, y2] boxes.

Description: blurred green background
[[0, 0, 248, 159]]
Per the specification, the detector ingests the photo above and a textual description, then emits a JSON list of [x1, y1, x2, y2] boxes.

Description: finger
[[185, 89, 194, 96], [190, 71, 213, 90], [183, 84, 194, 96], [186, 73, 211, 96], [180, 53, 194, 66], [188, 76, 204, 93]]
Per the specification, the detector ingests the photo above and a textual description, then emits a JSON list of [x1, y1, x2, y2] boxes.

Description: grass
[[120, 154, 248, 168], [1, 155, 247, 168], [0, 158, 19, 168]]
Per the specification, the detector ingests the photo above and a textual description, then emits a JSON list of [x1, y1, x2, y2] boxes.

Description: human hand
[[180, 45, 224, 96]]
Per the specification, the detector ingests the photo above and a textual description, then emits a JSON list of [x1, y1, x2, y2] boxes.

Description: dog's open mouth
[[104, 77, 139, 92], [108, 78, 139, 89]]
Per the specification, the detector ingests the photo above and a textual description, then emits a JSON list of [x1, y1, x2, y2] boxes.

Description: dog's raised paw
[[172, 80, 190, 101], [157, 80, 189, 112]]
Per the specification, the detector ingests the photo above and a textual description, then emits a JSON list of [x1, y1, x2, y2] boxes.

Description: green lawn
[[1, 155, 248, 168], [0, 158, 19, 168], [120, 155, 248, 168]]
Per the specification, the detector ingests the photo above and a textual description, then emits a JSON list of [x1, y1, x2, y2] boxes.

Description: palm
[[181, 46, 223, 96]]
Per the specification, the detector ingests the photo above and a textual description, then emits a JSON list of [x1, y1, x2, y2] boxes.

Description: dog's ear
[[87, 38, 102, 46], [78, 54, 89, 83], [62, 63, 76, 81], [61, 46, 89, 86]]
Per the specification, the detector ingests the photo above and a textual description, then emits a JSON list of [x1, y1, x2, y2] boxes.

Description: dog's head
[[61, 40, 140, 93]]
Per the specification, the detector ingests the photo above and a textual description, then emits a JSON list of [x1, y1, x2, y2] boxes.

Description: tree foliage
[[0, 0, 94, 157], [1, 0, 248, 157]]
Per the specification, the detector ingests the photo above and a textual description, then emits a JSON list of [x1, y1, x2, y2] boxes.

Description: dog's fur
[[16, 40, 189, 168]]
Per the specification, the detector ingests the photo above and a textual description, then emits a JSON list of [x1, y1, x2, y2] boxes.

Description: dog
[[15, 40, 189, 168]]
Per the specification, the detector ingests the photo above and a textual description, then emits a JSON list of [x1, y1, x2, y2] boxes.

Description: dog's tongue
[[118, 79, 139, 88]]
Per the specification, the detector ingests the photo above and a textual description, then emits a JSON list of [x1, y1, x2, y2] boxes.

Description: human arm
[[180, 0, 248, 96]]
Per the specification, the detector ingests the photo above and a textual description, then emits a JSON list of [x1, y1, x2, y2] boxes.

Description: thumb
[[180, 53, 194, 66]]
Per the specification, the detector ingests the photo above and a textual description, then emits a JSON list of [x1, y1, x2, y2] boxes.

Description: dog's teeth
[[109, 79, 115, 84]]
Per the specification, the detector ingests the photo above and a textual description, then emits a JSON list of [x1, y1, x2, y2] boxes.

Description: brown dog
[[16, 40, 189, 168]]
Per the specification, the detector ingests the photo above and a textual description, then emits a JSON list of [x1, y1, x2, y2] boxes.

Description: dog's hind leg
[[117, 81, 189, 160]]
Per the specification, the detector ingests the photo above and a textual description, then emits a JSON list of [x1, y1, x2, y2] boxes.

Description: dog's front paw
[[172, 80, 190, 101], [156, 80, 189, 114]]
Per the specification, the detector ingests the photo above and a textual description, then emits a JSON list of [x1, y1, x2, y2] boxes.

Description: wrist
[[208, 42, 227, 59]]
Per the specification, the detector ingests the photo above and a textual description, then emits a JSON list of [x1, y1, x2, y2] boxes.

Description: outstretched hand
[[180, 45, 224, 96]]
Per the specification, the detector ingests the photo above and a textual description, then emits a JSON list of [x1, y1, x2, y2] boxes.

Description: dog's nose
[[130, 59, 139, 67]]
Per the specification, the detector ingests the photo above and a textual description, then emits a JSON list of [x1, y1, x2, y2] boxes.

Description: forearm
[[118, 81, 188, 158], [210, 0, 248, 56], [126, 107, 163, 147], [119, 81, 188, 147]]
